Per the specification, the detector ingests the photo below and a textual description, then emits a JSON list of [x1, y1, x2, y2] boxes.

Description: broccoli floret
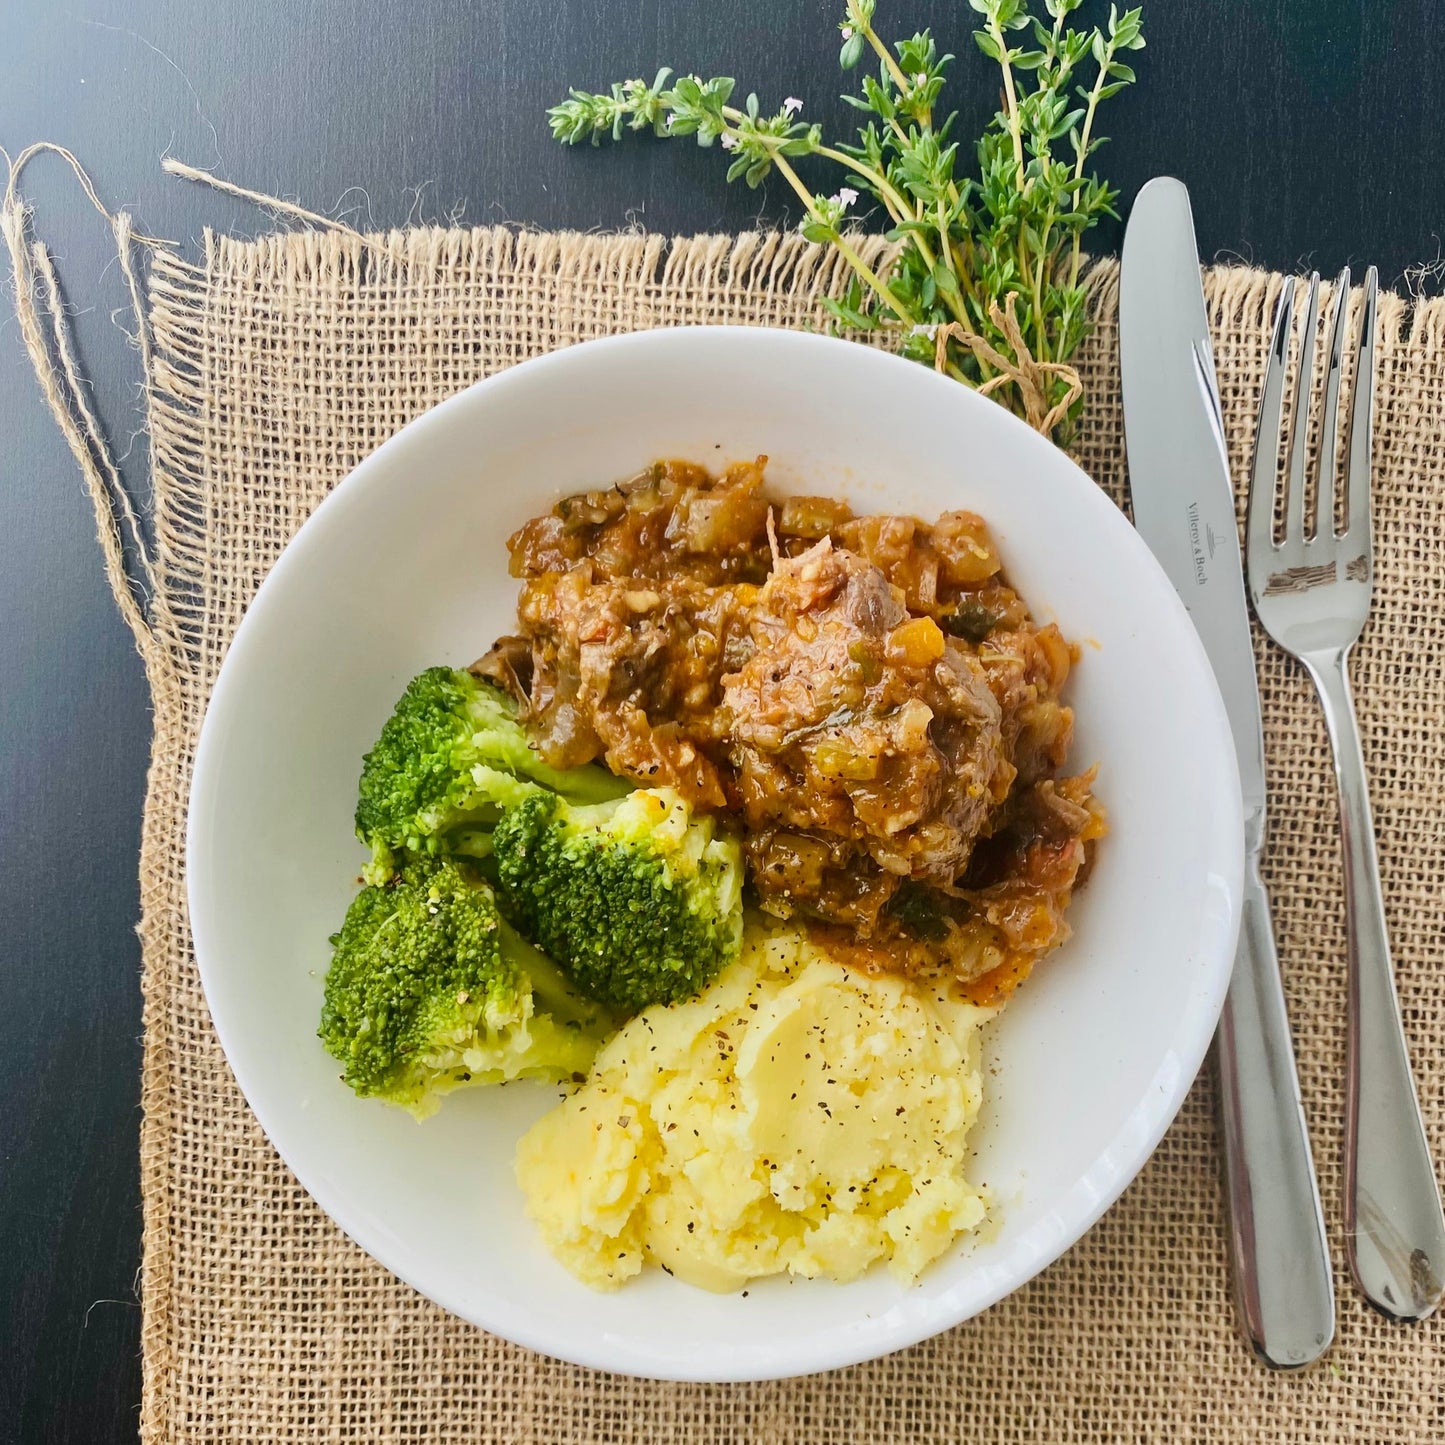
[[319, 853, 616, 1118], [492, 787, 744, 1011], [356, 667, 628, 878]]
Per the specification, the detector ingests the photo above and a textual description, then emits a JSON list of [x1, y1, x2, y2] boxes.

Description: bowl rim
[[186, 324, 1244, 1381]]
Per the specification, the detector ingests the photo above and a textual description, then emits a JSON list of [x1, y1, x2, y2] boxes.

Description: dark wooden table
[[2, 2, 1441, 1439]]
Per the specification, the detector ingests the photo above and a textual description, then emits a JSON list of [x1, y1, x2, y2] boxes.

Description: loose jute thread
[[1, 142, 170, 650]]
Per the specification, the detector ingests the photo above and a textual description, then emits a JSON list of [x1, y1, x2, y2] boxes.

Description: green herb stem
[[849, 0, 912, 97], [1068, 43, 1116, 289], [761, 145, 917, 325], [813, 142, 915, 227], [990, 18, 1027, 189], [829, 230, 916, 324]]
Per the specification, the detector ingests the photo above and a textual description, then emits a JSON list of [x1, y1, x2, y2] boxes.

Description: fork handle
[[1217, 865, 1334, 1367], [1303, 646, 1445, 1320]]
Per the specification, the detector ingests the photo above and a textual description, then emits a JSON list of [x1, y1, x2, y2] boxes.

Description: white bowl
[[188, 327, 1242, 1382]]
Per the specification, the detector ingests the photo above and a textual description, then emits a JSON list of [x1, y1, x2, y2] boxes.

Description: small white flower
[[664, 113, 675, 130], [840, 25, 854, 39], [783, 96, 803, 117], [720, 133, 740, 150], [834, 187, 859, 209], [912, 72, 928, 90], [911, 323, 939, 340]]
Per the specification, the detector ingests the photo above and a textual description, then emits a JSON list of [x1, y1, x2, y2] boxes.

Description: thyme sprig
[[548, 0, 1143, 442]]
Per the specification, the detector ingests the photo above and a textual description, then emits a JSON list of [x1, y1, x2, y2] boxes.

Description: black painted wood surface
[[2, 1, 1441, 1438]]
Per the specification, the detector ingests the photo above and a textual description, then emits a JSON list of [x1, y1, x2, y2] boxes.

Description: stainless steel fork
[[1247, 268, 1445, 1321]]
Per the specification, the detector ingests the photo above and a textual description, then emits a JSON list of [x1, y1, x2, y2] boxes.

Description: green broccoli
[[356, 666, 628, 879], [319, 853, 617, 1118], [492, 787, 744, 1011]]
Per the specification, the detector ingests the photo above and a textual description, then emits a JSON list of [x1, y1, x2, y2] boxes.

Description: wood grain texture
[[0, 1, 1441, 1439]]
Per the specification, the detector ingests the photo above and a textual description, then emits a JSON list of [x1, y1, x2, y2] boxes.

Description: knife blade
[[1120, 176, 1335, 1369]]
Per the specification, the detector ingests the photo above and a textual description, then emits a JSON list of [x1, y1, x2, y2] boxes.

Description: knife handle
[[1216, 864, 1335, 1368]]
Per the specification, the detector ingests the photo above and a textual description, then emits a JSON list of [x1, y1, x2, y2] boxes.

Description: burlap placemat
[[63, 224, 1445, 1438]]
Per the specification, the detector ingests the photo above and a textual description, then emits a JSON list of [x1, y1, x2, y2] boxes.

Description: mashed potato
[[515, 924, 992, 1292]]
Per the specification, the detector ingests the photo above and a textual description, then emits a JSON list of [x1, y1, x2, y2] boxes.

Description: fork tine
[[1315, 268, 1351, 538], [1344, 266, 1378, 541], [1284, 273, 1320, 544], [1247, 276, 1295, 581]]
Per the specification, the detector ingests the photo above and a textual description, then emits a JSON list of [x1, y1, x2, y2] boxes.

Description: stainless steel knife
[[1119, 176, 1335, 1368]]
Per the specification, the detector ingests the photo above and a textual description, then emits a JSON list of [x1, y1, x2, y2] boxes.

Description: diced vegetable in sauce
[[480, 458, 1104, 1003]]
